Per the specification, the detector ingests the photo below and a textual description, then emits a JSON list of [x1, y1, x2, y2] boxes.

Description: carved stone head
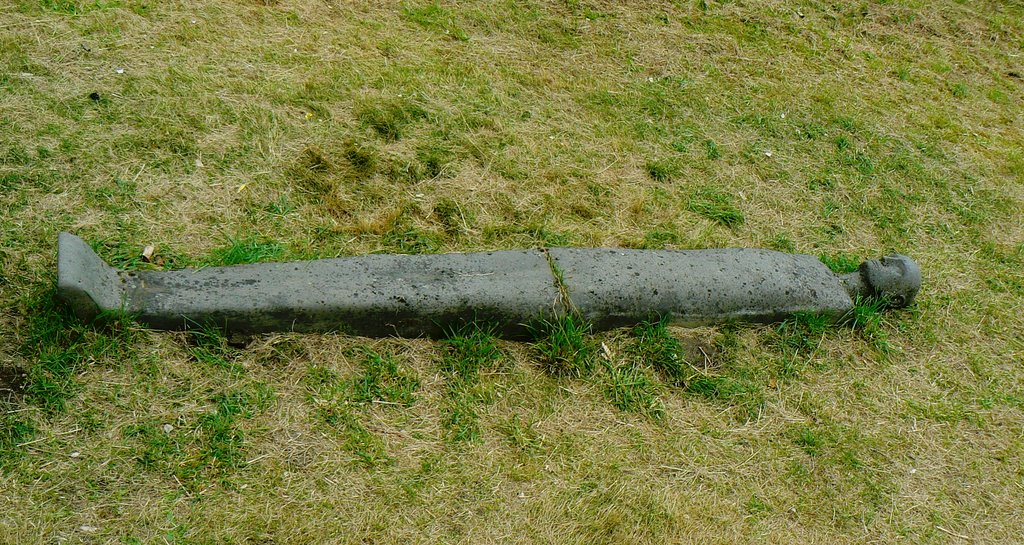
[[859, 255, 921, 308]]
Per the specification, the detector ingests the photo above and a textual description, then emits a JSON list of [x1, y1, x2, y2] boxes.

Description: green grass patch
[[186, 326, 245, 374], [123, 382, 275, 483], [629, 319, 688, 386], [786, 421, 878, 473], [0, 414, 35, 468], [498, 414, 542, 453], [193, 384, 275, 472], [342, 139, 380, 178], [32, 0, 124, 15], [639, 225, 682, 249], [439, 324, 502, 442], [440, 323, 502, 383], [208, 236, 284, 266], [644, 157, 683, 182], [602, 361, 664, 419], [819, 253, 861, 274], [687, 187, 744, 227], [767, 233, 796, 252], [302, 353, 410, 466], [93, 239, 192, 270], [704, 139, 721, 160], [319, 405, 393, 467], [355, 97, 429, 142], [20, 290, 139, 413], [122, 422, 184, 473], [304, 350, 419, 408], [299, 358, 403, 465], [847, 296, 891, 354], [980, 242, 1024, 296], [381, 221, 441, 254], [346, 349, 420, 406], [414, 140, 457, 179], [950, 82, 969, 98], [433, 197, 470, 236], [402, 2, 469, 41], [264, 194, 296, 217], [745, 494, 771, 517], [770, 312, 830, 378], [530, 315, 594, 378], [792, 425, 826, 456], [304, 364, 343, 400], [904, 398, 982, 426], [443, 394, 481, 443], [685, 375, 764, 421]]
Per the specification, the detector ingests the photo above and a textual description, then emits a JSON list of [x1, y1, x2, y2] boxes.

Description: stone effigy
[[56, 232, 920, 338]]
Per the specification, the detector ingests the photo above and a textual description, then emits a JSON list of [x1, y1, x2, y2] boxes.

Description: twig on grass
[[935, 526, 970, 540]]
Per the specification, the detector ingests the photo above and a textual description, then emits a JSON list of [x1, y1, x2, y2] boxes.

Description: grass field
[[2, 0, 1023, 543]]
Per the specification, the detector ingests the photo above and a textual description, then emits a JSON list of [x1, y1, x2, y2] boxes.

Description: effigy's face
[[862, 255, 922, 308]]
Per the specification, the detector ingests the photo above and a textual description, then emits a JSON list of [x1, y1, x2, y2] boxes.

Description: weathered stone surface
[[125, 251, 563, 338], [56, 232, 127, 321], [55, 232, 921, 337], [548, 247, 855, 330], [57, 233, 562, 338]]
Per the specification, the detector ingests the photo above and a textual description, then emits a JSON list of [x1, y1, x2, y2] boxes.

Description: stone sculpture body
[[56, 232, 920, 338]]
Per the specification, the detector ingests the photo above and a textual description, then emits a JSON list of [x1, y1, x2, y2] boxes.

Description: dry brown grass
[[2, 0, 1023, 543]]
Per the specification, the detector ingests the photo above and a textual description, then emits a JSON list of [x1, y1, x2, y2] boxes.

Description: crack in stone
[[539, 247, 577, 318]]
